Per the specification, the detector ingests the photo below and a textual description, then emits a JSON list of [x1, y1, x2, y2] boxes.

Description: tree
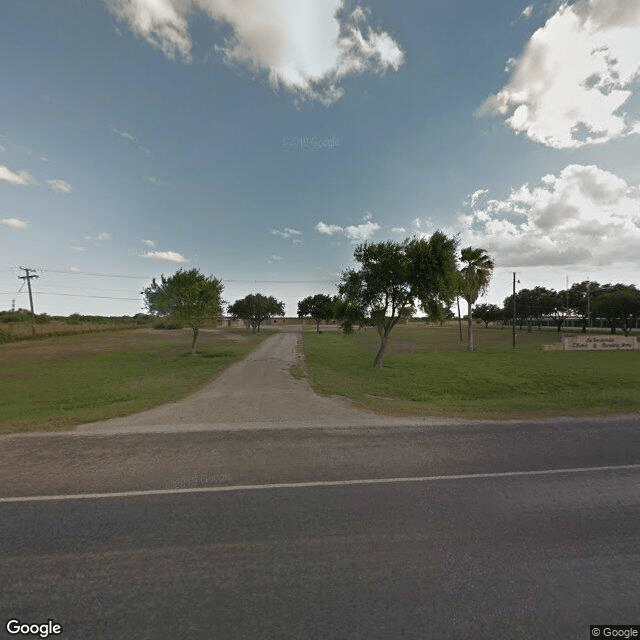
[[474, 303, 503, 328], [228, 293, 285, 332], [297, 294, 334, 332], [332, 295, 366, 335], [592, 284, 640, 335], [460, 247, 494, 350], [568, 281, 601, 332], [142, 268, 224, 355], [422, 298, 449, 326], [503, 287, 549, 331], [543, 289, 568, 332], [336, 232, 459, 369]]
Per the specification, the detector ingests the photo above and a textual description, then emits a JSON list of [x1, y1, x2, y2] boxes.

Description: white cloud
[[478, 0, 640, 148], [1, 217, 29, 230], [391, 227, 406, 234], [46, 179, 72, 194], [0, 163, 36, 186], [113, 128, 138, 142], [85, 232, 111, 242], [521, 5, 533, 20], [270, 227, 302, 240], [268, 254, 283, 263], [113, 128, 152, 154], [469, 189, 489, 208], [145, 176, 176, 189], [106, 0, 405, 105], [315, 221, 344, 236], [343, 220, 380, 242], [315, 218, 380, 242], [461, 164, 640, 268], [70, 244, 86, 252], [143, 250, 190, 263], [351, 6, 368, 22], [141, 238, 156, 247], [412, 216, 434, 231], [70, 266, 81, 272]]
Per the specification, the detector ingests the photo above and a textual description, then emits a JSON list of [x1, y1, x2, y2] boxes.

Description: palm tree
[[460, 247, 494, 351]]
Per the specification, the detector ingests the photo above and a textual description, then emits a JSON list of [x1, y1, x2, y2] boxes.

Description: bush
[[153, 318, 183, 330]]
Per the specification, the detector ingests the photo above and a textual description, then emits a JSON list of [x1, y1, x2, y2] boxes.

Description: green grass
[[0, 328, 270, 434], [301, 324, 640, 418]]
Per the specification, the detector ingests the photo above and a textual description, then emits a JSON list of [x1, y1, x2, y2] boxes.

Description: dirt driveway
[[75, 331, 418, 434]]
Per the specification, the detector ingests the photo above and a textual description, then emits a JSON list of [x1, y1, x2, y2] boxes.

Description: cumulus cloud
[[143, 250, 190, 263], [478, 0, 640, 148], [141, 238, 156, 247], [270, 227, 303, 240], [46, 179, 72, 194], [461, 164, 640, 268], [315, 216, 380, 242], [521, 5, 533, 20], [1, 217, 29, 230], [412, 217, 435, 232], [343, 220, 380, 242], [316, 221, 344, 236], [391, 227, 406, 234], [0, 163, 36, 186], [469, 189, 489, 208], [105, 0, 404, 104]]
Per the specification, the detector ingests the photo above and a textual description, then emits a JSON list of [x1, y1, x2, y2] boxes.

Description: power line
[[213, 278, 335, 284], [38, 269, 336, 284], [34, 292, 141, 301], [42, 269, 152, 279]]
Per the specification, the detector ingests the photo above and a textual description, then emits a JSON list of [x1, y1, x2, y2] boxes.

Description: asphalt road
[[1, 421, 639, 640]]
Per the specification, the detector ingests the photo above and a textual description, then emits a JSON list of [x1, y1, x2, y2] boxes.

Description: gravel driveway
[[75, 331, 402, 434]]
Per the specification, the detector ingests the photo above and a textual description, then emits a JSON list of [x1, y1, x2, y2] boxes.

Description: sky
[[1, 0, 639, 317]]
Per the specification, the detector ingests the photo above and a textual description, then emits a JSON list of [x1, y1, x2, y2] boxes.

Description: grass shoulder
[[0, 328, 272, 435], [301, 324, 640, 419]]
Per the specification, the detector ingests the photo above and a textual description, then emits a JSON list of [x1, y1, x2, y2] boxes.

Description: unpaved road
[[75, 331, 404, 434]]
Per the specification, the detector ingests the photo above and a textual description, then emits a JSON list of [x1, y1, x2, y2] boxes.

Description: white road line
[[1, 464, 639, 504]]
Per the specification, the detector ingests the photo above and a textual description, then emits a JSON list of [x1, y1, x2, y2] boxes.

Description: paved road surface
[[1, 332, 639, 639]]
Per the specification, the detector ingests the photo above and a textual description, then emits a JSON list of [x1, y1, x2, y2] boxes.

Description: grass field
[[0, 320, 141, 343], [301, 323, 640, 418], [0, 328, 270, 434]]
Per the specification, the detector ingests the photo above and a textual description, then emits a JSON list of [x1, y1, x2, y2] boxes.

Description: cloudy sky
[[1, 0, 639, 316]]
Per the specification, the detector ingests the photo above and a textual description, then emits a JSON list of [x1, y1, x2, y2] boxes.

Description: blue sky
[[1, 0, 639, 316]]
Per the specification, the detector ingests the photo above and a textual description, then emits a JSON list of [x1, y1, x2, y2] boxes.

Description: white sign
[[562, 334, 638, 351]]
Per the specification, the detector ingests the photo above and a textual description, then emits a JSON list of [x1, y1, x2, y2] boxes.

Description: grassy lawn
[[0, 328, 270, 434], [301, 324, 640, 418]]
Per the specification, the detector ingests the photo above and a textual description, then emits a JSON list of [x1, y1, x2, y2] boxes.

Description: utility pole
[[18, 267, 39, 335], [586, 279, 591, 334], [512, 272, 516, 349], [566, 275, 569, 329]]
